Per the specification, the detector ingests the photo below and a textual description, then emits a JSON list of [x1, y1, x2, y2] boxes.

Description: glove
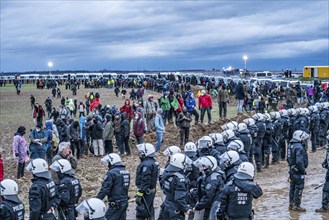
[[135, 191, 143, 205], [210, 106, 212, 110]]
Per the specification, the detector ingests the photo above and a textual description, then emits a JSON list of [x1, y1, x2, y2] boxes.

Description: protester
[[13, 126, 28, 179]]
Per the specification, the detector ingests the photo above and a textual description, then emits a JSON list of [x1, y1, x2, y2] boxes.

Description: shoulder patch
[[205, 183, 212, 190]]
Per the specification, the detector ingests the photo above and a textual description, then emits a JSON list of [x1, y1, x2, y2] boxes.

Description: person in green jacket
[[160, 92, 170, 125]]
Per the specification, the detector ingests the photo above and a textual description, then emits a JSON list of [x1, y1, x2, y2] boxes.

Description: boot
[[315, 207, 329, 212], [291, 206, 306, 212], [263, 155, 270, 169]]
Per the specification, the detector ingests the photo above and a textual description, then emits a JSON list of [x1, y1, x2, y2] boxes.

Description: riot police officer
[[209, 133, 226, 155], [197, 136, 221, 163], [315, 131, 329, 212], [219, 150, 241, 182], [76, 198, 106, 220], [227, 140, 249, 162], [243, 118, 258, 164], [263, 113, 274, 169], [50, 159, 82, 220], [192, 156, 225, 220], [279, 109, 290, 161], [218, 162, 263, 219], [287, 130, 309, 212], [26, 158, 59, 219], [237, 123, 252, 161], [270, 112, 282, 164], [293, 108, 309, 133], [221, 129, 241, 148], [158, 146, 181, 220], [0, 179, 25, 220], [161, 153, 192, 219], [221, 121, 239, 137], [96, 153, 130, 220], [252, 113, 266, 172], [309, 105, 320, 152], [317, 102, 329, 147], [135, 143, 160, 220]]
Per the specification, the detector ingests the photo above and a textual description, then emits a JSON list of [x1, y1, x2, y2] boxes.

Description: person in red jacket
[[120, 99, 133, 123], [33, 103, 45, 125], [174, 94, 184, 125], [133, 112, 145, 144], [198, 90, 212, 124]]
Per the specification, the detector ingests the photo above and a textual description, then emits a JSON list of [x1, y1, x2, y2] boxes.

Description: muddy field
[[0, 84, 328, 220]]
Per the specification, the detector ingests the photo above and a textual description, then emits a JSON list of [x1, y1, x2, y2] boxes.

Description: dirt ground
[[0, 84, 328, 220]]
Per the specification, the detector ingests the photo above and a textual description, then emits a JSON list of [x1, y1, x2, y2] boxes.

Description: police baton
[[142, 196, 152, 217], [314, 183, 324, 190], [58, 207, 67, 220]]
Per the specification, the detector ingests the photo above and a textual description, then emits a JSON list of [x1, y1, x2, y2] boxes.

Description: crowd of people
[[1, 75, 329, 220]]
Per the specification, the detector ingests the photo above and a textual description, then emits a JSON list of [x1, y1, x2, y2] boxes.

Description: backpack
[[149, 118, 156, 132], [51, 132, 59, 151]]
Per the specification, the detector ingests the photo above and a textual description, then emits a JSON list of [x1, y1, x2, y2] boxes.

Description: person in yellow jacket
[[197, 90, 201, 98]]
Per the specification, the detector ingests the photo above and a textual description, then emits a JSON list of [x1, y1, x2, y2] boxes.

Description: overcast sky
[[1, 0, 328, 72]]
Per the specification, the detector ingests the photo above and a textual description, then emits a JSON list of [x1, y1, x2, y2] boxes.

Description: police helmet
[[169, 153, 192, 170], [50, 159, 74, 174], [0, 179, 19, 195], [221, 130, 235, 143], [243, 118, 255, 126], [184, 142, 197, 153], [76, 198, 106, 219], [209, 133, 223, 144], [197, 136, 213, 149], [234, 162, 255, 180], [280, 109, 289, 117], [315, 102, 324, 110], [219, 150, 240, 166], [100, 153, 123, 166], [323, 102, 329, 109], [136, 143, 157, 157], [227, 140, 244, 152], [163, 146, 181, 157], [308, 105, 318, 113], [292, 130, 310, 141], [238, 123, 248, 132], [303, 108, 310, 115], [195, 156, 218, 172], [221, 121, 238, 131], [26, 158, 51, 179], [296, 108, 303, 116], [252, 113, 264, 121], [263, 113, 272, 121]]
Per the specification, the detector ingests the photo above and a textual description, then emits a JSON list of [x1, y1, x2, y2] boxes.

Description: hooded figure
[[119, 112, 131, 156], [13, 126, 28, 179], [120, 99, 133, 121]]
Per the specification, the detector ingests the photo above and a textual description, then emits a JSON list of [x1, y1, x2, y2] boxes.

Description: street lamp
[[48, 61, 53, 75], [243, 55, 248, 71]]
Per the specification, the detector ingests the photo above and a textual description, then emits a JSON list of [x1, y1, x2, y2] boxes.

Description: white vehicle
[[75, 73, 89, 80], [102, 73, 118, 79], [53, 75, 63, 80], [63, 73, 76, 80], [87, 73, 103, 80], [45, 75, 55, 80], [126, 72, 145, 79], [20, 74, 40, 81], [253, 71, 272, 78]]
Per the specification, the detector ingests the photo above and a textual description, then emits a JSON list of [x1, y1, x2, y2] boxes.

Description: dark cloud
[[1, 1, 328, 72]]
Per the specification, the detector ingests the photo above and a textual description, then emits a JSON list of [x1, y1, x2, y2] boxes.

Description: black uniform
[[135, 157, 159, 220], [309, 112, 320, 152], [58, 173, 82, 220], [0, 196, 25, 220], [239, 129, 252, 161], [278, 116, 290, 160], [254, 121, 265, 171], [263, 120, 274, 168], [272, 119, 282, 164], [287, 139, 308, 209], [247, 124, 258, 164], [319, 147, 329, 210], [219, 178, 262, 219], [29, 176, 59, 220], [318, 109, 329, 146], [162, 167, 189, 219], [97, 164, 130, 220], [194, 168, 225, 220]]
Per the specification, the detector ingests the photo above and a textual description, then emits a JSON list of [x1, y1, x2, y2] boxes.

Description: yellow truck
[[303, 66, 329, 78]]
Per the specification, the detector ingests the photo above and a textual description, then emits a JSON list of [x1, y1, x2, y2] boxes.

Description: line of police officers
[[0, 101, 329, 219]]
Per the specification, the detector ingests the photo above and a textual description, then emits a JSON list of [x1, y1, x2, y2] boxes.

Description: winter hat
[[201, 90, 206, 95], [17, 126, 26, 135], [157, 108, 163, 115], [36, 122, 43, 128], [106, 114, 112, 122]]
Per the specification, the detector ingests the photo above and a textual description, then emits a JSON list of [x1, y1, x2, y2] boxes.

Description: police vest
[[34, 179, 57, 213], [59, 175, 82, 206], [1, 200, 25, 220], [163, 172, 187, 201]]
